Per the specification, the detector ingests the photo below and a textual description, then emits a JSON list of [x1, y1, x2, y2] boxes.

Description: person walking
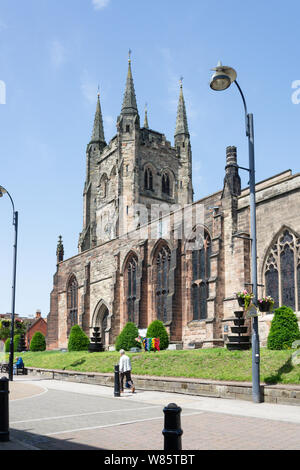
[[119, 349, 135, 394]]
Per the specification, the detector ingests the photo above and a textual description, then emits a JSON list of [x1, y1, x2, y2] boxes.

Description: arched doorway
[[92, 302, 109, 348]]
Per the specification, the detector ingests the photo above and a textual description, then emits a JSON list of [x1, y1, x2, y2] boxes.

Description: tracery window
[[264, 229, 300, 311], [162, 173, 170, 196], [126, 256, 137, 323], [144, 167, 153, 191], [67, 275, 78, 334], [191, 232, 211, 320], [155, 245, 171, 322]]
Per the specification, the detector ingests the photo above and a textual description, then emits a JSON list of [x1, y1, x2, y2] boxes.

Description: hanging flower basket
[[236, 290, 254, 310], [258, 296, 274, 313]]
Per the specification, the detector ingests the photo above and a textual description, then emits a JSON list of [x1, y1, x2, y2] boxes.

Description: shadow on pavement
[[10, 428, 106, 450]]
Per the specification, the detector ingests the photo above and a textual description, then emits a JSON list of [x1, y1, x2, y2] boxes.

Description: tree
[[115, 322, 141, 351], [267, 306, 300, 350], [68, 325, 90, 352], [30, 332, 46, 352], [146, 320, 169, 350], [0, 319, 26, 343]]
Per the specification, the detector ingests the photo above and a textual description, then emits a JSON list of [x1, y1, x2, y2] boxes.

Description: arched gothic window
[[155, 245, 171, 322], [264, 229, 300, 311], [67, 275, 78, 334], [162, 173, 170, 196], [144, 167, 153, 191], [191, 232, 211, 320], [99, 174, 108, 199], [125, 256, 138, 323]]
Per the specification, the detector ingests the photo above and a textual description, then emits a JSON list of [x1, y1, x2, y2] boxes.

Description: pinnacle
[[91, 93, 106, 144], [175, 82, 189, 137], [121, 58, 139, 116]]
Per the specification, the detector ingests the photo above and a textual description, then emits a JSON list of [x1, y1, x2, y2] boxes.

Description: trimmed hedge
[[68, 325, 90, 352], [115, 322, 141, 351], [146, 320, 169, 350], [30, 332, 46, 352], [267, 306, 300, 350]]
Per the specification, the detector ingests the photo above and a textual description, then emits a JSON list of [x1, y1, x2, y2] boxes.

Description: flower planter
[[258, 301, 272, 312], [237, 296, 245, 307]]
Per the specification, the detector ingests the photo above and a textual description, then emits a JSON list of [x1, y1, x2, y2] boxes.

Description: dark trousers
[[120, 370, 133, 391]]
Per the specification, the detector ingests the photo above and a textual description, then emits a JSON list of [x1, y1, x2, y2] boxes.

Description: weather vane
[[128, 49, 132, 62]]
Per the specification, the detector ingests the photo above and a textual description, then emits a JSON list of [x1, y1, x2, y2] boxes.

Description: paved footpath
[[1, 376, 300, 450]]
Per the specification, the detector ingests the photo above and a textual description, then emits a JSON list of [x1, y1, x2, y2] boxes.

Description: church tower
[[175, 80, 193, 205], [116, 52, 141, 237]]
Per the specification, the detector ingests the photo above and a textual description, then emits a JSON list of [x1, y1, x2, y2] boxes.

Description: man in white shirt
[[119, 349, 135, 393]]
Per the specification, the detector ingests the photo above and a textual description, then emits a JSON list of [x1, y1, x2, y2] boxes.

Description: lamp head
[[0, 186, 7, 198], [210, 61, 237, 91]]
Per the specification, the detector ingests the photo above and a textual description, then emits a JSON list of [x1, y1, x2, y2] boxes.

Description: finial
[[56, 235, 64, 263], [97, 84, 100, 98], [144, 102, 149, 128], [179, 76, 184, 88], [128, 49, 132, 63]]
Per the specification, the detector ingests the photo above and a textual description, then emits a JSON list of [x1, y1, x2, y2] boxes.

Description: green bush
[[68, 325, 90, 352], [4, 337, 10, 352], [267, 306, 300, 350], [146, 320, 169, 350], [4, 335, 20, 352], [30, 332, 46, 352], [115, 322, 141, 351]]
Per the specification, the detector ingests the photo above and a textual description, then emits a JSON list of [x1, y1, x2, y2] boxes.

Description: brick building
[[46, 57, 300, 350], [26, 310, 47, 349]]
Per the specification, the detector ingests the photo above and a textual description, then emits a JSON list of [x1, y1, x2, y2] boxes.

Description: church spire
[[175, 78, 189, 137], [144, 103, 149, 128], [121, 50, 139, 116], [90, 90, 106, 144]]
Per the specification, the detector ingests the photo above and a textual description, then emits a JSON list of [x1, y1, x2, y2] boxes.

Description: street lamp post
[[210, 62, 261, 403], [0, 186, 18, 382]]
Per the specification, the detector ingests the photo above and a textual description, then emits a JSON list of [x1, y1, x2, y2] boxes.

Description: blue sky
[[0, 0, 299, 317]]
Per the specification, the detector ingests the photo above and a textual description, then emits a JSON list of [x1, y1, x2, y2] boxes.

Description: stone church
[[46, 57, 300, 350]]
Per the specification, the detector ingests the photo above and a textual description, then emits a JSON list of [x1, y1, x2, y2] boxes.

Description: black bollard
[[162, 403, 183, 451], [114, 364, 120, 397], [0, 377, 9, 442]]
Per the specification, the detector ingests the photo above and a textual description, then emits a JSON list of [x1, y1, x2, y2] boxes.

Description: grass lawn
[[2, 347, 300, 385]]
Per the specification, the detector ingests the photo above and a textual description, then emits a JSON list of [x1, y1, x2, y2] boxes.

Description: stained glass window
[[191, 232, 211, 320], [264, 229, 300, 311], [156, 245, 171, 322], [67, 275, 78, 334], [126, 256, 137, 323]]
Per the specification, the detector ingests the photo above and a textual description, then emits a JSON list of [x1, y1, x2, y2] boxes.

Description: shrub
[[267, 306, 300, 350], [115, 322, 141, 351], [4, 337, 10, 352], [146, 320, 169, 350], [4, 335, 20, 352], [30, 332, 46, 352], [68, 325, 90, 352]]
